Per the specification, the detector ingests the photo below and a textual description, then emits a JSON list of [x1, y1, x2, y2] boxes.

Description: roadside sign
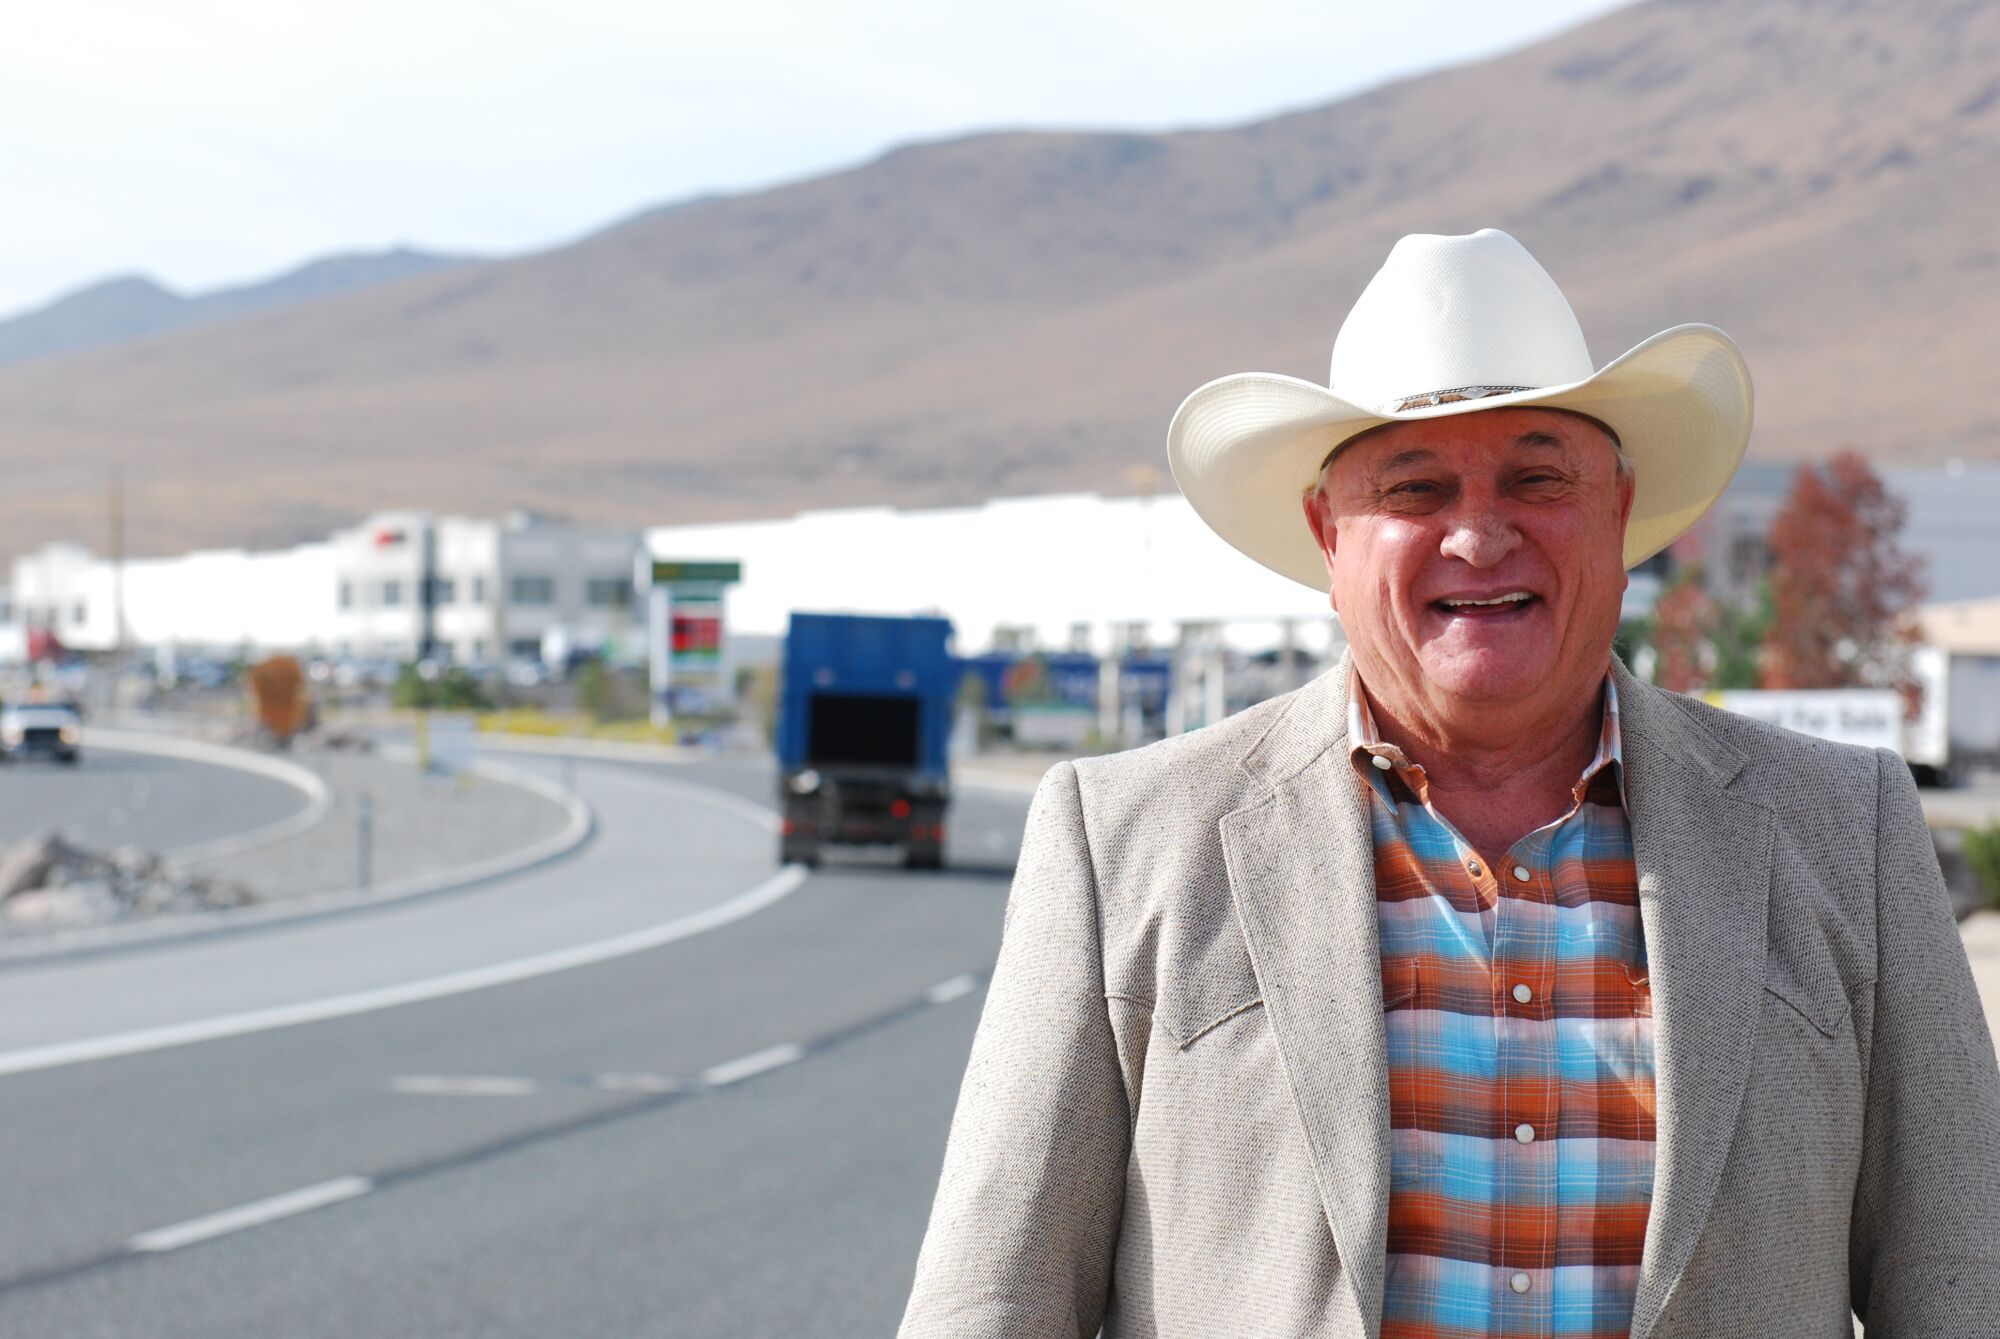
[[1706, 689, 1903, 752], [644, 558, 743, 724]]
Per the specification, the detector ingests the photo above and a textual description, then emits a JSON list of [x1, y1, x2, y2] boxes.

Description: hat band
[[1391, 383, 1534, 411]]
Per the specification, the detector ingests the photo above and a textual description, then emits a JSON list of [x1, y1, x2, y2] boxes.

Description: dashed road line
[[129, 1177, 373, 1253], [390, 1075, 541, 1098], [0, 967, 989, 1297], [702, 1043, 805, 1087], [925, 974, 978, 1004], [584, 1072, 685, 1093]]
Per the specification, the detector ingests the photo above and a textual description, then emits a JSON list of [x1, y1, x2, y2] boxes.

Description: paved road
[[0, 746, 308, 856], [0, 752, 1028, 1336]]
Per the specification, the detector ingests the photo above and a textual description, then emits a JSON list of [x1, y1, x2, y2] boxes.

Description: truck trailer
[[776, 612, 957, 869]]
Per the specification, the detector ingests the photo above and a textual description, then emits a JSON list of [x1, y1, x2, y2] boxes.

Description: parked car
[[0, 701, 82, 764]]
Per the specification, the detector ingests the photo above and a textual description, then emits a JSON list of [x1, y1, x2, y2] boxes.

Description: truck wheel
[[904, 847, 944, 871], [782, 843, 820, 869]]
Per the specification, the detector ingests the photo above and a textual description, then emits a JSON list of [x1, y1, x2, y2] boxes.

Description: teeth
[[1439, 592, 1532, 608]]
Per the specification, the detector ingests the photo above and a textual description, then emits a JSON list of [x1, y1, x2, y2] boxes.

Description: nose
[[1438, 510, 1521, 567]]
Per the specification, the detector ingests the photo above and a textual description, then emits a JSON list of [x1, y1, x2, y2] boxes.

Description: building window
[[507, 637, 542, 659], [471, 575, 487, 604], [70, 601, 87, 626], [381, 580, 403, 607], [431, 576, 456, 605], [338, 581, 353, 610], [510, 575, 555, 606], [471, 639, 486, 660], [584, 576, 631, 609]]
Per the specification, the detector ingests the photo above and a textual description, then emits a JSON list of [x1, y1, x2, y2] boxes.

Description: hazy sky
[[0, 0, 1629, 318]]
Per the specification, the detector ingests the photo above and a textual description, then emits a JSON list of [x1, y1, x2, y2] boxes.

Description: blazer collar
[[1219, 652, 1771, 1339], [1223, 649, 1392, 1326], [1610, 661, 1772, 1339]]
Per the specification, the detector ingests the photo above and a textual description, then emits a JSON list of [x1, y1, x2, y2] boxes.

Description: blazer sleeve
[[899, 760, 1129, 1339], [1849, 749, 2000, 1334]]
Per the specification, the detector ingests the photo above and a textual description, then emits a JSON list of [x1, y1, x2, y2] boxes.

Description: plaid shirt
[[1349, 673, 1656, 1339]]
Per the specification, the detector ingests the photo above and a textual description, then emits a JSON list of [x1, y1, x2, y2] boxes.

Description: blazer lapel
[[1219, 662, 1395, 1335], [1615, 667, 1775, 1339]]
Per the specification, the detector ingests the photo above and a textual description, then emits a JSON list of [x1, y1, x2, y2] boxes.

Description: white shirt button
[[1512, 865, 1532, 882], [1511, 1271, 1532, 1294], [1515, 1122, 1536, 1144], [1371, 754, 1393, 770], [1512, 983, 1533, 1004]]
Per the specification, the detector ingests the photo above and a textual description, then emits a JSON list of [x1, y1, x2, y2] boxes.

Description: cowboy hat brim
[[1166, 322, 1754, 590]]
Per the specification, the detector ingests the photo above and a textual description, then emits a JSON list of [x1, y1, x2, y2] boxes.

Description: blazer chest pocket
[[1763, 947, 1860, 1039], [1156, 970, 1264, 1050]]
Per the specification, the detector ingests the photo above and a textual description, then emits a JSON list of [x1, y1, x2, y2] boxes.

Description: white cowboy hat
[[1166, 228, 1753, 589]]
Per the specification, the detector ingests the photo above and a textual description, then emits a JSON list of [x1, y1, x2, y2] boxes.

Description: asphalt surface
[[0, 752, 1026, 1336], [0, 746, 308, 856]]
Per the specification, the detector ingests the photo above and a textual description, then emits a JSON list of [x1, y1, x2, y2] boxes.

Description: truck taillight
[[891, 799, 911, 819], [780, 818, 795, 836], [931, 824, 945, 842]]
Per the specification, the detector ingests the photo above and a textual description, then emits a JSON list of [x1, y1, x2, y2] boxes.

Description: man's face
[[1301, 407, 1634, 725]]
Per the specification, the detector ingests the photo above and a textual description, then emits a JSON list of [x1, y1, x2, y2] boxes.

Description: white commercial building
[[644, 492, 1347, 660], [6, 511, 645, 667], [328, 510, 643, 665]]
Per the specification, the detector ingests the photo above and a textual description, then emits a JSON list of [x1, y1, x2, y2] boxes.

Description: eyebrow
[[1368, 432, 1569, 476]]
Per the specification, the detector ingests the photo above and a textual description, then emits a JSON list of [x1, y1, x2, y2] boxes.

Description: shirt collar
[[1347, 667, 1626, 809]]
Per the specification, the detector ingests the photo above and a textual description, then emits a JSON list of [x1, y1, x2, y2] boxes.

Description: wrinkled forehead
[[1319, 406, 1621, 482]]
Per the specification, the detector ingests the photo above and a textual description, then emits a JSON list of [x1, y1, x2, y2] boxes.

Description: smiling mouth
[[1432, 592, 1539, 616]]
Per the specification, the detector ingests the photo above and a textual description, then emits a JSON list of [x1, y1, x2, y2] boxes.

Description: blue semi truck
[[775, 612, 958, 869]]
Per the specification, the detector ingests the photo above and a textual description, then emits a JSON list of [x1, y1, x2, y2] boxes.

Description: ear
[[1300, 490, 1340, 601]]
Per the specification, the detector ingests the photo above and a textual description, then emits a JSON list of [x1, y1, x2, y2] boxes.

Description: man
[[900, 230, 2000, 1337]]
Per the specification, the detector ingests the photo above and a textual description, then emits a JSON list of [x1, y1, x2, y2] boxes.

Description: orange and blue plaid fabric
[[1350, 672, 1655, 1339]]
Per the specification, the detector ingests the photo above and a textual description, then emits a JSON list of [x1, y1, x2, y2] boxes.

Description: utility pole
[[109, 466, 128, 715]]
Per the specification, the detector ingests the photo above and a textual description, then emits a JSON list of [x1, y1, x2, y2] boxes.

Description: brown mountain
[[3, 0, 1995, 560], [0, 248, 469, 368]]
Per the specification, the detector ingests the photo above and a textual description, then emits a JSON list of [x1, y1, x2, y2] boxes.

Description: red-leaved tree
[[1760, 450, 1925, 690], [1650, 566, 1717, 693]]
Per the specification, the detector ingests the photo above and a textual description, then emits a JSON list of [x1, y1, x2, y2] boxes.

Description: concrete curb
[[77, 727, 335, 864], [0, 744, 594, 967], [472, 733, 704, 765]]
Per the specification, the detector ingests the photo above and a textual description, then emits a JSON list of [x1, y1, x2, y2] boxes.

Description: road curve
[[0, 751, 1030, 1336], [0, 742, 311, 856]]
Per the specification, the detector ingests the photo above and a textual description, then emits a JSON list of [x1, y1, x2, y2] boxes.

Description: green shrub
[[1964, 823, 2000, 912], [392, 663, 493, 712], [574, 660, 615, 723]]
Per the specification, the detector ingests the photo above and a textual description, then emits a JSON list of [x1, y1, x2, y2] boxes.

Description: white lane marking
[[926, 974, 978, 1005], [701, 1043, 805, 1088], [390, 1075, 540, 1097], [586, 1071, 686, 1093], [129, 1176, 372, 1252], [0, 865, 809, 1079]]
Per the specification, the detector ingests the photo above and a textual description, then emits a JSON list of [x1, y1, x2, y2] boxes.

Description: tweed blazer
[[900, 657, 2000, 1338]]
